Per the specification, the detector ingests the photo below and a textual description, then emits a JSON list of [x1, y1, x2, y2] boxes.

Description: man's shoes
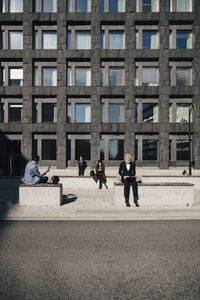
[[126, 203, 131, 207], [135, 202, 139, 207]]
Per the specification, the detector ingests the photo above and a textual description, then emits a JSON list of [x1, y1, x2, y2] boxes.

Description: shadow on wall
[[62, 194, 78, 206], [0, 131, 28, 220]]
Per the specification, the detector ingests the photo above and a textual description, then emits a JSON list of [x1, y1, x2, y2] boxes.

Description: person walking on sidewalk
[[94, 160, 108, 189], [119, 153, 139, 207]]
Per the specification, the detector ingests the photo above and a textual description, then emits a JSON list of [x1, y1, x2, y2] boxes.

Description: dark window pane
[[8, 104, 22, 122], [75, 103, 91, 123], [143, 0, 151, 12], [100, 31, 104, 49], [143, 139, 157, 160], [101, 0, 104, 12], [109, 139, 124, 160], [66, 139, 71, 161], [134, 104, 138, 122], [169, 140, 172, 161], [76, 0, 87, 12], [67, 103, 71, 123], [100, 139, 105, 160], [0, 104, 4, 122], [109, 104, 124, 122], [176, 30, 192, 49], [109, 0, 118, 12], [143, 103, 158, 123], [135, 139, 138, 161], [177, 140, 189, 160], [42, 139, 56, 160], [75, 139, 90, 160], [42, 103, 57, 123], [67, 31, 71, 49], [43, 0, 57, 12], [32, 139, 38, 158]]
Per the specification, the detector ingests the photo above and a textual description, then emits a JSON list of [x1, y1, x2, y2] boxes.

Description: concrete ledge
[[113, 183, 194, 206], [19, 184, 62, 206], [59, 176, 116, 189]]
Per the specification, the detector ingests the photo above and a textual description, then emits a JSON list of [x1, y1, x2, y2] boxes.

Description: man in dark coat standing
[[119, 153, 139, 207]]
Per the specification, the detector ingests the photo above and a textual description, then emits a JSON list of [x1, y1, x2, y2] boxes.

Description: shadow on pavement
[[62, 194, 78, 206]]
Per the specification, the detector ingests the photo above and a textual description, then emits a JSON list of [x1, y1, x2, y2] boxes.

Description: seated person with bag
[[23, 155, 50, 184]]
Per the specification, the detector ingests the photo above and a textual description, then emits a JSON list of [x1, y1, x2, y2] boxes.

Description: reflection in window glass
[[10, 0, 23, 12], [176, 67, 192, 86], [176, 30, 192, 49], [43, 0, 57, 12], [42, 31, 57, 49], [42, 103, 57, 122], [143, 139, 157, 160], [142, 31, 158, 49], [42, 139, 56, 160], [75, 67, 91, 86], [75, 0, 91, 12], [109, 67, 124, 86], [142, 0, 158, 12], [100, 103, 105, 122], [66, 139, 71, 161], [143, 103, 158, 122], [176, 104, 190, 122], [109, 104, 124, 122], [0, 103, 4, 122], [109, 139, 124, 160], [75, 31, 91, 49], [67, 31, 71, 49], [34, 31, 38, 49], [109, 31, 124, 49], [108, 0, 125, 12], [9, 68, 23, 86], [177, 140, 189, 160], [75, 139, 90, 160], [9, 31, 23, 49], [8, 104, 22, 122], [176, 0, 191, 12], [67, 103, 71, 122], [42, 67, 57, 86], [75, 103, 91, 123], [142, 67, 158, 86], [135, 139, 138, 161]]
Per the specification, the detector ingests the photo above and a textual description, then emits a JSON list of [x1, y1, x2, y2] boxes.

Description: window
[[109, 139, 124, 160], [170, 0, 192, 12], [101, 0, 125, 12], [135, 62, 159, 86], [68, 0, 91, 12], [0, 103, 4, 122], [34, 26, 57, 49], [42, 103, 57, 122], [169, 26, 193, 49], [67, 61, 91, 86], [42, 140, 56, 160], [34, 0, 57, 12], [0, 98, 23, 123], [75, 139, 90, 160], [101, 61, 125, 86], [34, 62, 57, 86], [176, 140, 189, 160], [67, 26, 91, 49], [109, 104, 124, 123], [9, 68, 23, 86], [135, 26, 159, 49], [143, 139, 157, 160], [142, 103, 158, 122], [101, 99, 125, 123], [33, 98, 57, 123], [169, 99, 192, 123], [1, 0, 23, 12], [101, 25, 125, 49], [8, 103, 22, 122], [169, 62, 192, 86], [67, 103, 71, 122], [1, 26, 23, 49], [135, 0, 159, 12], [75, 104, 91, 122]]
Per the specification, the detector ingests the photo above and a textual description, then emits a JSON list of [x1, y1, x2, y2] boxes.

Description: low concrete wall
[[19, 184, 62, 206], [59, 176, 116, 189], [113, 183, 194, 206], [142, 176, 200, 205]]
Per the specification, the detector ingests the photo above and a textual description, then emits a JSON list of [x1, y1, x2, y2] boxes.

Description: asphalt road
[[0, 221, 200, 300]]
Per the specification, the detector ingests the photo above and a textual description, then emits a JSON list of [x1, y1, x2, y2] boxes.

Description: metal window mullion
[[138, 65, 142, 86], [105, 137, 109, 162], [38, 65, 42, 86], [138, 102, 142, 123], [4, 101, 8, 123], [172, 103, 176, 123], [139, 28, 142, 49], [71, 101, 75, 123], [171, 137, 176, 161], [71, 29, 75, 49], [105, 102, 109, 122], [105, 29, 109, 49], [72, 0, 75, 12], [105, 65, 109, 86], [138, 138, 142, 161], [105, 0, 109, 12], [39, 0, 42, 12], [38, 137, 42, 159], [72, 64, 75, 86], [37, 102, 42, 123], [38, 29, 42, 49]]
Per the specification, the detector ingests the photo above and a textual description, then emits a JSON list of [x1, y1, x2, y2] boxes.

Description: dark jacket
[[94, 164, 107, 183], [77, 160, 87, 169], [119, 161, 136, 183]]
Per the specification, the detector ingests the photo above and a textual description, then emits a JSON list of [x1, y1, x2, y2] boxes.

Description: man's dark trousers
[[124, 177, 138, 204]]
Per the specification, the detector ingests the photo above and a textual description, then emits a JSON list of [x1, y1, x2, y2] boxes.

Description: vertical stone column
[[90, 0, 101, 167], [22, 7, 33, 162], [158, 2, 169, 169], [56, 12, 67, 169]]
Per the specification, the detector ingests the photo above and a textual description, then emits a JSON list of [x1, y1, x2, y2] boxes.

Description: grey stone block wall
[[0, 0, 200, 170]]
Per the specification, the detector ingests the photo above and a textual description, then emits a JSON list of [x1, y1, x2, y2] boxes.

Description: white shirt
[[126, 163, 130, 171]]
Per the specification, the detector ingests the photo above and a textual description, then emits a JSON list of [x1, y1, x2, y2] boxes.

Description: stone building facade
[[0, 0, 200, 175]]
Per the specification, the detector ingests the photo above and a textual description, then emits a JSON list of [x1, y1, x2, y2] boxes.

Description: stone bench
[[113, 182, 194, 206], [59, 176, 116, 189], [19, 184, 62, 206]]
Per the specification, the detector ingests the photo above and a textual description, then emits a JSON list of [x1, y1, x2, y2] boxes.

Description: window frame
[[33, 98, 57, 123], [135, 98, 159, 123], [169, 0, 193, 12], [67, 98, 91, 123], [0, 61, 23, 86], [135, 0, 159, 12], [169, 25, 193, 49], [135, 134, 159, 163], [0, 98, 23, 123], [1, 25, 23, 49], [67, 0, 91, 12], [100, 97, 125, 123], [101, 134, 124, 162], [33, 134, 57, 165], [33, 61, 57, 86], [101, 60, 125, 86], [101, 0, 125, 12], [67, 25, 91, 49], [34, 0, 57, 12], [34, 25, 57, 50], [169, 98, 192, 123], [1, 0, 23, 12], [135, 61, 159, 86], [169, 61, 192, 86], [135, 25, 159, 49], [67, 61, 91, 86], [101, 25, 125, 49]]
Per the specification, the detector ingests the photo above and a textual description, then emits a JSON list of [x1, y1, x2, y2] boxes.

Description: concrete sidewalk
[[1, 188, 200, 221]]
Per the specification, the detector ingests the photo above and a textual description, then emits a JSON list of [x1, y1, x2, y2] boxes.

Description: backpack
[[90, 170, 95, 177], [51, 176, 60, 184]]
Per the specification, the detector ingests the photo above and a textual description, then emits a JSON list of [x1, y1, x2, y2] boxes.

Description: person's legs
[[131, 179, 139, 207], [39, 176, 48, 183], [124, 180, 131, 206]]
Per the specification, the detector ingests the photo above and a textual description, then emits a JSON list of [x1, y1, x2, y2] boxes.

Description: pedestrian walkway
[[2, 188, 200, 221]]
